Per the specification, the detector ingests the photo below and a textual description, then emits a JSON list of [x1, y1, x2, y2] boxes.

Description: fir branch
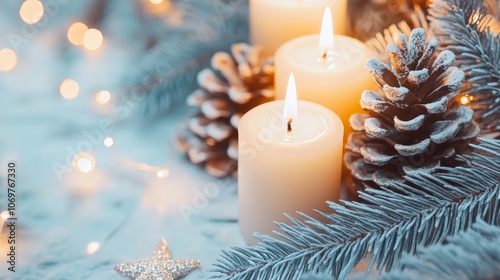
[[378, 219, 500, 280], [211, 139, 500, 279], [429, 0, 500, 133], [126, 1, 249, 117]]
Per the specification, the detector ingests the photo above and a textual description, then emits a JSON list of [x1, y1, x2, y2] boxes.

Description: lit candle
[[250, 0, 347, 55], [238, 73, 343, 245], [275, 7, 375, 141]]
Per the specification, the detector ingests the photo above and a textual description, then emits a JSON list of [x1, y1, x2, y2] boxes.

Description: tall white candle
[[238, 74, 343, 245], [250, 0, 347, 55], [275, 8, 374, 141]]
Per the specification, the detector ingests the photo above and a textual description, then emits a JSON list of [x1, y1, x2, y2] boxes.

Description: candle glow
[[283, 73, 298, 133], [319, 7, 334, 59]]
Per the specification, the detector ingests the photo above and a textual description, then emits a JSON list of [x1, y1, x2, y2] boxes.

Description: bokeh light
[[156, 169, 170, 178], [0, 211, 10, 220], [95, 90, 111, 105], [20, 0, 44, 25], [60, 79, 80, 99], [0, 49, 17, 72], [144, 0, 171, 16], [83, 28, 103, 51], [460, 96, 469, 105], [460, 95, 473, 105], [67, 22, 89, 46], [86, 241, 100, 255], [72, 153, 96, 173], [104, 137, 114, 147]]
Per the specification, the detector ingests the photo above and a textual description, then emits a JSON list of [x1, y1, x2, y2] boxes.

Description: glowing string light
[[20, 0, 44, 25], [460, 95, 473, 105], [0, 49, 17, 72], [96, 90, 111, 105], [60, 79, 80, 100], [73, 153, 96, 173], [104, 137, 114, 147], [67, 22, 88, 46], [86, 241, 100, 255], [83, 29, 103, 51], [1, 211, 10, 220], [124, 160, 169, 178]]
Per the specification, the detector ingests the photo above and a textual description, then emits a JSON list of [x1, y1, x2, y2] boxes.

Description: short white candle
[[250, 0, 347, 55], [275, 7, 374, 141], [238, 74, 343, 245]]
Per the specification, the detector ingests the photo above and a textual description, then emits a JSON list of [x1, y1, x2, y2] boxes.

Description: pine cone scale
[[346, 28, 479, 191], [176, 43, 274, 177]]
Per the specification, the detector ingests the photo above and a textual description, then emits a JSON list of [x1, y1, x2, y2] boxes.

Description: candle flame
[[319, 7, 334, 59], [283, 73, 298, 133]]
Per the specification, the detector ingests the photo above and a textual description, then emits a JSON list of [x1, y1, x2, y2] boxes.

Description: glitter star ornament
[[114, 238, 200, 280]]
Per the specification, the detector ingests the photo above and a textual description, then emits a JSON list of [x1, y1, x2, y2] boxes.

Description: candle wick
[[287, 119, 293, 134]]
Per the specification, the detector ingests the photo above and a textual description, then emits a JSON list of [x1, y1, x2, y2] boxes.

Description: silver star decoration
[[114, 238, 200, 280]]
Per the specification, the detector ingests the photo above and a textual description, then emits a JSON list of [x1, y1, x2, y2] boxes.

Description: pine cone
[[176, 43, 274, 177], [345, 28, 480, 191]]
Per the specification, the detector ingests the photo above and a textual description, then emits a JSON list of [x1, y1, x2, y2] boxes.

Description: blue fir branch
[[126, 1, 249, 117], [373, 219, 500, 280], [429, 0, 500, 133], [211, 138, 500, 279]]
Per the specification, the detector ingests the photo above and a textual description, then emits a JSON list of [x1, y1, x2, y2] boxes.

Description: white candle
[[275, 7, 374, 141], [250, 0, 347, 55], [238, 74, 343, 245]]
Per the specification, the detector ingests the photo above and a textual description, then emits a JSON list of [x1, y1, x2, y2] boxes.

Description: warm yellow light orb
[[0, 49, 17, 72], [67, 22, 89, 46], [86, 241, 100, 255], [83, 29, 103, 51], [72, 153, 96, 173], [96, 90, 111, 105], [0, 211, 10, 220], [156, 169, 169, 178], [150, 0, 164, 4], [20, 0, 44, 24], [460, 96, 470, 105], [60, 79, 79, 99], [104, 137, 114, 147]]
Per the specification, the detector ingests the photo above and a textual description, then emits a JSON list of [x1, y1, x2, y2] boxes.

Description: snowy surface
[[0, 2, 244, 279]]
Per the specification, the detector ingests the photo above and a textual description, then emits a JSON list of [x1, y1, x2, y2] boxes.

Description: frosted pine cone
[[345, 28, 480, 191], [176, 43, 274, 177]]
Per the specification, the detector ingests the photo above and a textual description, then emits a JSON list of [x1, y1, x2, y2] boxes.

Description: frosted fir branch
[[125, 1, 249, 118], [211, 139, 500, 280], [429, 0, 500, 133], [376, 219, 500, 280]]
